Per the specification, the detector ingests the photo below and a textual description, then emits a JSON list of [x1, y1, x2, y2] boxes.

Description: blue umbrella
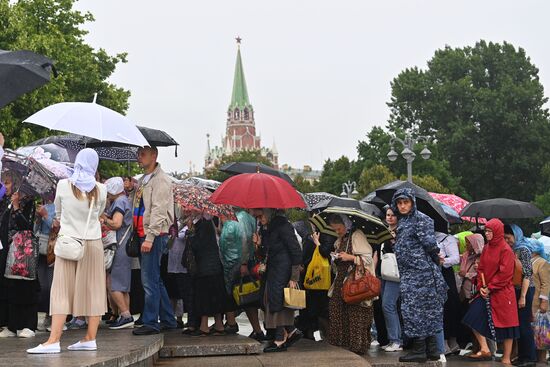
[[439, 202, 463, 225]]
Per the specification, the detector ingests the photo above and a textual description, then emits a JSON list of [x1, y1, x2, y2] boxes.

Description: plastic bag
[[534, 311, 550, 350], [304, 246, 331, 290]]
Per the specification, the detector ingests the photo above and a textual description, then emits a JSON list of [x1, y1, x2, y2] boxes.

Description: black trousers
[[516, 287, 536, 362], [373, 296, 389, 346], [442, 267, 461, 339]]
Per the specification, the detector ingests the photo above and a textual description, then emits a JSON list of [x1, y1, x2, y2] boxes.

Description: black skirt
[[193, 274, 227, 317], [462, 297, 520, 342]]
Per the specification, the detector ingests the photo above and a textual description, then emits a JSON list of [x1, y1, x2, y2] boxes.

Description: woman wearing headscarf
[[462, 219, 519, 364], [101, 177, 134, 330], [252, 209, 303, 353], [27, 149, 107, 354], [457, 233, 484, 351], [327, 213, 375, 355], [528, 238, 550, 363], [0, 170, 38, 338], [504, 224, 537, 366], [390, 188, 447, 363]]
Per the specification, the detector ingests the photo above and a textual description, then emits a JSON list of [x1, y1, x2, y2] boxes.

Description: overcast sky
[[75, 0, 550, 174]]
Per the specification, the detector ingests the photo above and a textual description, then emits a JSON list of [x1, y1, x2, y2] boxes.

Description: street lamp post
[[387, 133, 432, 183], [340, 180, 359, 198]]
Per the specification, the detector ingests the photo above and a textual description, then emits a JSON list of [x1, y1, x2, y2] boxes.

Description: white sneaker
[[27, 342, 61, 354], [67, 339, 97, 351], [0, 328, 16, 338], [17, 328, 35, 338], [384, 342, 403, 352], [439, 354, 447, 363]]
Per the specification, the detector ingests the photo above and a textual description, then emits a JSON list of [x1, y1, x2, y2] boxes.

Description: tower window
[[234, 109, 240, 119], [244, 108, 249, 120]]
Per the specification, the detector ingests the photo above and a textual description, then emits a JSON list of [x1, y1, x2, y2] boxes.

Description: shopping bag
[[304, 246, 331, 290], [534, 311, 550, 350], [233, 277, 261, 306], [4, 230, 39, 280], [284, 285, 306, 310]]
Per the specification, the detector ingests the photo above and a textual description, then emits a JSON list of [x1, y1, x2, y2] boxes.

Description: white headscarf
[[105, 177, 124, 195], [69, 148, 99, 193], [339, 214, 353, 231]]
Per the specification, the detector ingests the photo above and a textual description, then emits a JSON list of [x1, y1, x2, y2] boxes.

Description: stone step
[[158, 330, 263, 358], [156, 339, 369, 367]]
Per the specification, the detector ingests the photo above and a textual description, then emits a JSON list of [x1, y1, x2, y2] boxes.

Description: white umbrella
[[23, 94, 148, 147]]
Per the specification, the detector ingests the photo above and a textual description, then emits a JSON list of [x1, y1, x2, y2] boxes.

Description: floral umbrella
[[173, 183, 237, 221], [429, 192, 487, 224]]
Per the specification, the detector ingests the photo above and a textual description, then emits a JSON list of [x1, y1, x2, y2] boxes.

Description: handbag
[[232, 276, 261, 306], [284, 284, 306, 310], [126, 230, 141, 258], [4, 230, 39, 280], [54, 196, 95, 261], [380, 243, 400, 282], [47, 225, 59, 266], [105, 224, 133, 270], [513, 256, 523, 287], [342, 260, 381, 304], [180, 234, 197, 275]]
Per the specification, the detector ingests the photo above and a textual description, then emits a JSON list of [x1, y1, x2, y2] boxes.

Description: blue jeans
[[140, 235, 176, 330], [382, 280, 402, 344], [435, 329, 445, 354]]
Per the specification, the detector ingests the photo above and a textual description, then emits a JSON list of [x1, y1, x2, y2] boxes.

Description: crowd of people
[[0, 133, 548, 365]]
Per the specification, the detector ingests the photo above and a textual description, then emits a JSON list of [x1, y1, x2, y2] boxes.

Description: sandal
[[466, 351, 492, 361], [211, 328, 226, 336], [190, 329, 210, 337]]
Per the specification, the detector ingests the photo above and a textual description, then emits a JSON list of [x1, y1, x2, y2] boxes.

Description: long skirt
[[50, 239, 107, 316], [328, 270, 373, 354], [193, 274, 227, 317], [462, 297, 519, 342]]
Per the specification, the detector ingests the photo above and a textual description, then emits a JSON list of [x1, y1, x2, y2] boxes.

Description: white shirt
[[54, 179, 107, 240], [435, 232, 460, 268]]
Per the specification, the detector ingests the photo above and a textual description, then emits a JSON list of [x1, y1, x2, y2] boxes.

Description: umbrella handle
[[481, 272, 486, 287]]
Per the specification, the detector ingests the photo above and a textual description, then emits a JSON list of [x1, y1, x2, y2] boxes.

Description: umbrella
[[309, 207, 392, 245], [0, 49, 57, 109], [181, 177, 221, 192], [480, 273, 497, 341], [1, 151, 69, 200], [460, 198, 544, 219], [374, 180, 449, 233], [310, 196, 382, 217], [29, 134, 138, 162], [219, 162, 295, 186], [173, 183, 236, 221], [429, 192, 487, 224], [540, 217, 550, 237], [23, 95, 149, 147], [439, 203, 462, 225], [210, 173, 306, 209], [17, 143, 72, 163], [362, 191, 388, 209], [303, 192, 337, 211]]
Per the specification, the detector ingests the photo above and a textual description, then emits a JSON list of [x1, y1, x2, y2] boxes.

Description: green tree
[[387, 40, 550, 201], [358, 164, 397, 196], [316, 156, 361, 196], [0, 0, 130, 149], [293, 175, 317, 194], [204, 150, 274, 182]]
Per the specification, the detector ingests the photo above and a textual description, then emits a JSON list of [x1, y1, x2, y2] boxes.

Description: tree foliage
[[386, 40, 550, 201], [0, 0, 130, 149]]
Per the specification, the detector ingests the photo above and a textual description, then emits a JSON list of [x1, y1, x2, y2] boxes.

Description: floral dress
[[328, 231, 374, 355]]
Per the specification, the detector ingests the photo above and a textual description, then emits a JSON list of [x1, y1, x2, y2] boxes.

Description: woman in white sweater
[[28, 149, 107, 354]]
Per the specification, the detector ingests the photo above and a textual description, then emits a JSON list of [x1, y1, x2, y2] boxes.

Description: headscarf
[[339, 214, 353, 231], [390, 188, 417, 218], [69, 148, 99, 193], [466, 233, 485, 255], [509, 224, 548, 261], [105, 177, 124, 195]]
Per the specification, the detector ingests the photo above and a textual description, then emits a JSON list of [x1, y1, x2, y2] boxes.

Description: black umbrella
[[310, 196, 382, 217], [219, 162, 295, 186], [460, 198, 544, 219], [309, 207, 392, 245], [0, 49, 57, 109], [375, 180, 449, 233], [303, 192, 337, 211], [29, 135, 138, 162], [540, 218, 550, 237], [362, 191, 389, 209]]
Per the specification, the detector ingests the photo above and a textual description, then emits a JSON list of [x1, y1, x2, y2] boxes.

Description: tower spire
[[229, 37, 252, 110]]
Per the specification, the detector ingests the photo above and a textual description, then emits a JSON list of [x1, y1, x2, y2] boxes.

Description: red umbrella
[[429, 192, 487, 224], [210, 173, 306, 209]]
